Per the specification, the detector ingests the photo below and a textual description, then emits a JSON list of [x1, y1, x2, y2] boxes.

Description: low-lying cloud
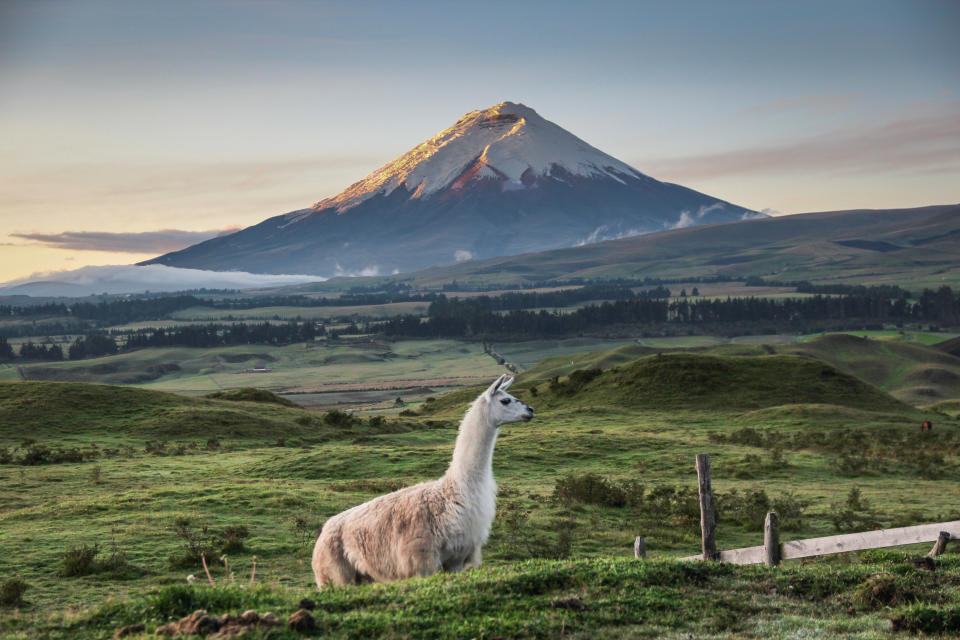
[[10, 228, 238, 254], [0, 264, 323, 297]]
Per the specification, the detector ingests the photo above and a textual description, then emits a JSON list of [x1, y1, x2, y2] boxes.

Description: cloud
[[575, 225, 649, 246], [454, 249, 473, 262], [332, 263, 382, 277], [9, 228, 238, 253], [640, 106, 960, 180], [742, 94, 855, 116], [670, 211, 696, 229], [0, 264, 322, 297]]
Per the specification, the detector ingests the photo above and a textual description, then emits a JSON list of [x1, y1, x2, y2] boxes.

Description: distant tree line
[[0, 322, 323, 362], [121, 321, 321, 349], [382, 287, 960, 338]]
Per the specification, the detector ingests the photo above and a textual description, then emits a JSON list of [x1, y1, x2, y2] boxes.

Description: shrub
[[168, 517, 218, 569], [59, 544, 100, 577], [552, 473, 643, 508], [219, 525, 249, 554], [0, 577, 28, 606], [771, 492, 811, 530], [831, 486, 881, 532], [324, 409, 360, 427]]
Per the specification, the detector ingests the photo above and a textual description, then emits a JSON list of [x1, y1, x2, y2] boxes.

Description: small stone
[[114, 623, 146, 638], [211, 625, 249, 639], [297, 597, 317, 611], [287, 609, 317, 632], [155, 622, 178, 636], [260, 612, 280, 626], [239, 610, 260, 624], [178, 610, 222, 635]]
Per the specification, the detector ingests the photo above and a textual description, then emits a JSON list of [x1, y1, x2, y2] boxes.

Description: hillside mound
[[537, 353, 910, 412], [934, 336, 960, 357], [205, 387, 299, 407], [521, 344, 658, 382], [0, 381, 316, 443], [782, 334, 960, 406]]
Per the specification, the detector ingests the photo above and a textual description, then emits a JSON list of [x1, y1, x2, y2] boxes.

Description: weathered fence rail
[[681, 520, 960, 564], [674, 453, 957, 565]]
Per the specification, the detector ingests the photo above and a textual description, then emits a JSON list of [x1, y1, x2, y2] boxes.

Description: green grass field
[[2, 347, 959, 638], [16, 340, 504, 397]]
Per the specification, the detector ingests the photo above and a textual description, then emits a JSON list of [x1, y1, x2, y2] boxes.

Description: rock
[[297, 597, 317, 611], [260, 612, 280, 626], [174, 610, 222, 636], [239, 610, 259, 624], [287, 609, 317, 632], [155, 622, 178, 636], [113, 623, 145, 638], [210, 625, 249, 639]]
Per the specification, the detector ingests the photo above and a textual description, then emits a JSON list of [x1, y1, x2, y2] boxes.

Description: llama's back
[[313, 478, 460, 585]]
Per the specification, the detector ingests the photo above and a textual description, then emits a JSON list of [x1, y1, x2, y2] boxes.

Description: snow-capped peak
[[307, 101, 647, 214]]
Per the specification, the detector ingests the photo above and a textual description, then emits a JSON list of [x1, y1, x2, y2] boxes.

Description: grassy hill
[[780, 334, 960, 407], [0, 381, 398, 445], [1, 350, 959, 638]]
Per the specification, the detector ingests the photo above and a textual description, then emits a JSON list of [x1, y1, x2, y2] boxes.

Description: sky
[[1, 0, 958, 283]]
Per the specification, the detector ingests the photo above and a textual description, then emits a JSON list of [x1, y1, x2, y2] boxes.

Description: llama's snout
[[522, 405, 534, 421]]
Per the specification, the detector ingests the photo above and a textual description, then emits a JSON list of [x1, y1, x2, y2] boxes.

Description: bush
[[168, 517, 219, 569], [323, 409, 360, 428], [831, 486, 881, 532], [219, 525, 249, 554], [552, 473, 644, 508], [0, 577, 28, 606], [59, 544, 100, 577]]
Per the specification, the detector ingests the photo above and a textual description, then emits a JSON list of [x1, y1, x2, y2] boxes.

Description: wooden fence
[[666, 454, 957, 566]]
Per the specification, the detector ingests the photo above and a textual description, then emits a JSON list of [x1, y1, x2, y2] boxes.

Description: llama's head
[[484, 374, 534, 426]]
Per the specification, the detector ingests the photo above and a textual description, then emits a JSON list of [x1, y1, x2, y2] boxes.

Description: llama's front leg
[[464, 546, 482, 569]]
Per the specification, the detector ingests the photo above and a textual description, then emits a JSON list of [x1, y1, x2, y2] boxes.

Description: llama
[[312, 374, 533, 587]]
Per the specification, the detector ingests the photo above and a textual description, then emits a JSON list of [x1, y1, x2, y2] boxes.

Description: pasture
[[1, 349, 959, 638]]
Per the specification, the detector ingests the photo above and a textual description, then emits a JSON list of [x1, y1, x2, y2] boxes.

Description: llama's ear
[[500, 376, 514, 392], [485, 374, 508, 397]]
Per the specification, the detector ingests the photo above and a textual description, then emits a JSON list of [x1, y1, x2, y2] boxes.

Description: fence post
[[695, 454, 718, 560], [764, 511, 780, 567], [928, 531, 951, 557], [634, 536, 646, 559]]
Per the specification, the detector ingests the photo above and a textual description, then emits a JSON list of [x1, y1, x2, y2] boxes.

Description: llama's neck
[[445, 398, 498, 486]]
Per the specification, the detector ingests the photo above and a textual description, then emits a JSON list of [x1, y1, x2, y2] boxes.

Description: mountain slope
[[143, 102, 756, 276], [349, 203, 959, 288]]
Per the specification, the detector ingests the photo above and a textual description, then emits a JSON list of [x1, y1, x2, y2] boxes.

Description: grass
[[2, 347, 959, 638], [6, 555, 960, 639], [16, 339, 504, 397]]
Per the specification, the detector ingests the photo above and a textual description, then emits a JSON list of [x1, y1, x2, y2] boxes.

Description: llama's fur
[[311, 374, 533, 587]]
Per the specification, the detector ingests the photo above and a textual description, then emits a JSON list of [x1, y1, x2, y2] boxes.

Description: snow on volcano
[[307, 102, 645, 215]]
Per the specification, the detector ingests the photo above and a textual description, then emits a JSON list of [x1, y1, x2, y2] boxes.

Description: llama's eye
[[500, 398, 511, 405]]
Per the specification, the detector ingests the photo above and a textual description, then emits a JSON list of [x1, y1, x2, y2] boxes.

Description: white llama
[[312, 374, 533, 587]]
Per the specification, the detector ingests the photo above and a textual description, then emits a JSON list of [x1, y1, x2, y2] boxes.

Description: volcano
[[143, 102, 760, 276]]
